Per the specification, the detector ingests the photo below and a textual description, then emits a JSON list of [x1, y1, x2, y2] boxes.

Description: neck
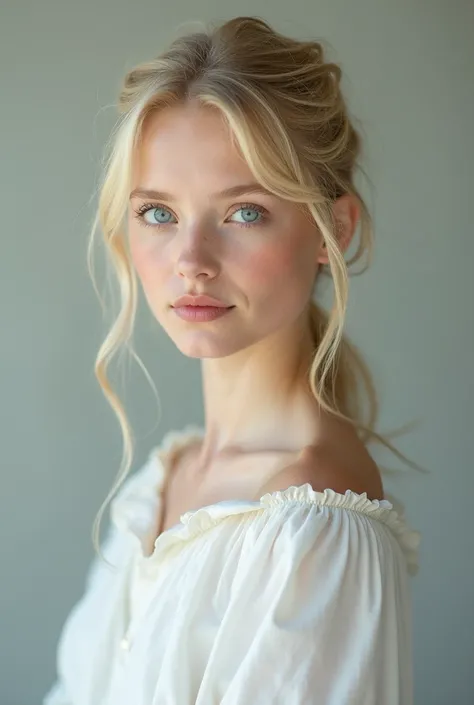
[[197, 313, 323, 466]]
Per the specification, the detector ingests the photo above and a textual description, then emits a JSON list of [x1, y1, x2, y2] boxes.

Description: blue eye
[[133, 203, 177, 229], [228, 204, 266, 227], [151, 208, 175, 224]]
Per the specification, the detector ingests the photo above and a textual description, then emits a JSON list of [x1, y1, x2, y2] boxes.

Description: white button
[[120, 636, 130, 651]]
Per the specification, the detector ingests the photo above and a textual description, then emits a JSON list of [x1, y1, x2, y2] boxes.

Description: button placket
[[118, 552, 161, 655]]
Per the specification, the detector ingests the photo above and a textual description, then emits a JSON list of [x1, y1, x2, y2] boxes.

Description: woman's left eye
[[228, 204, 266, 227]]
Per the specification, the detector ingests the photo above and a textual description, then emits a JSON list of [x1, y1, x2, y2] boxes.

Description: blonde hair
[[88, 16, 414, 553]]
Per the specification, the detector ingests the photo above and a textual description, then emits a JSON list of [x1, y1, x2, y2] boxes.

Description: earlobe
[[317, 241, 329, 265]]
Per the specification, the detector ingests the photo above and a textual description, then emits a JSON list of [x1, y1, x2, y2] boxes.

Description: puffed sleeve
[[196, 488, 420, 705]]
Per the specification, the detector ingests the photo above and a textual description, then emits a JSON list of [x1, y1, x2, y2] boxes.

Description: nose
[[174, 228, 220, 281]]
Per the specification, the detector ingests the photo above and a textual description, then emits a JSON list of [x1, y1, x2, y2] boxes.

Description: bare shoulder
[[258, 419, 384, 501]]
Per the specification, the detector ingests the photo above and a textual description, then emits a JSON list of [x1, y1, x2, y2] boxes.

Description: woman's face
[[128, 101, 323, 359]]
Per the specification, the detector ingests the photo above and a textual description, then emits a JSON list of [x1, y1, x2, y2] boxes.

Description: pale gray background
[[1, 1, 472, 703]]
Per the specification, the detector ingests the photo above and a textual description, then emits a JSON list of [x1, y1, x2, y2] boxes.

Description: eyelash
[[132, 202, 268, 230]]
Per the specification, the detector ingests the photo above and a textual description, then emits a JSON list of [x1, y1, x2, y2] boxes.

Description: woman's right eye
[[133, 204, 177, 228]]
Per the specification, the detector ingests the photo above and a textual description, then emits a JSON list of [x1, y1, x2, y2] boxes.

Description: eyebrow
[[129, 183, 274, 201]]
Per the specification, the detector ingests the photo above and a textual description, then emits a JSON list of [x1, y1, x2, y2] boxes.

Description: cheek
[[244, 247, 280, 281], [129, 231, 157, 274], [128, 235, 167, 293], [128, 230, 145, 272], [245, 243, 314, 306]]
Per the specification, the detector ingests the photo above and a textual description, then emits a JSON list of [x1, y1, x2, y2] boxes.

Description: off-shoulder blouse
[[44, 424, 420, 705]]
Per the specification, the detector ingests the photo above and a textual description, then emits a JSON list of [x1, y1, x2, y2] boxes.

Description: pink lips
[[172, 294, 231, 308], [173, 305, 234, 322], [171, 293, 234, 322]]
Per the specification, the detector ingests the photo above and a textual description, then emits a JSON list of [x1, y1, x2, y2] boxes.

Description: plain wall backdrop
[[1, 1, 473, 703]]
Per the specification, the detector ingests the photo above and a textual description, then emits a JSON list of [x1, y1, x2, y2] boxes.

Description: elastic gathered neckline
[[111, 424, 420, 574]]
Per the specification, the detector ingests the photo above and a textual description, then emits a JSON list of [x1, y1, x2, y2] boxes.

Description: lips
[[172, 304, 235, 322], [172, 294, 232, 308]]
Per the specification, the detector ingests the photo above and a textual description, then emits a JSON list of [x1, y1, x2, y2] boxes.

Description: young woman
[[44, 15, 420, 705]]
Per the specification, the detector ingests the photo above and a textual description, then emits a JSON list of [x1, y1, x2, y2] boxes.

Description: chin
[[171, 332, 255, 359], [174, 341, 240, 359]]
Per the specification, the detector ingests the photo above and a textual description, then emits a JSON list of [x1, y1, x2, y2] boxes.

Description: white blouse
[[43, 425, 421, 705]]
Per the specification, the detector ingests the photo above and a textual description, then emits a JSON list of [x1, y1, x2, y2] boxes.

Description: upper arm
[[201, 492, 414, 704]]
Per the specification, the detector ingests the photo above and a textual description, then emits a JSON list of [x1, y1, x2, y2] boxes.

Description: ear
[[317, 193, 360, 265]]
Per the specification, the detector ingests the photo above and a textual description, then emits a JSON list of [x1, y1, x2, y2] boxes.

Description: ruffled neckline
[[111, 424, 420, 575]]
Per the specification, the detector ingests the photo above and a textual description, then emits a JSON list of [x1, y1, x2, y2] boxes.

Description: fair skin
[[128, 101, 383, 529]]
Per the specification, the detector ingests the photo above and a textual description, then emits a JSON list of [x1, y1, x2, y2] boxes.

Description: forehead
[[133, 102, 252, 186]]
